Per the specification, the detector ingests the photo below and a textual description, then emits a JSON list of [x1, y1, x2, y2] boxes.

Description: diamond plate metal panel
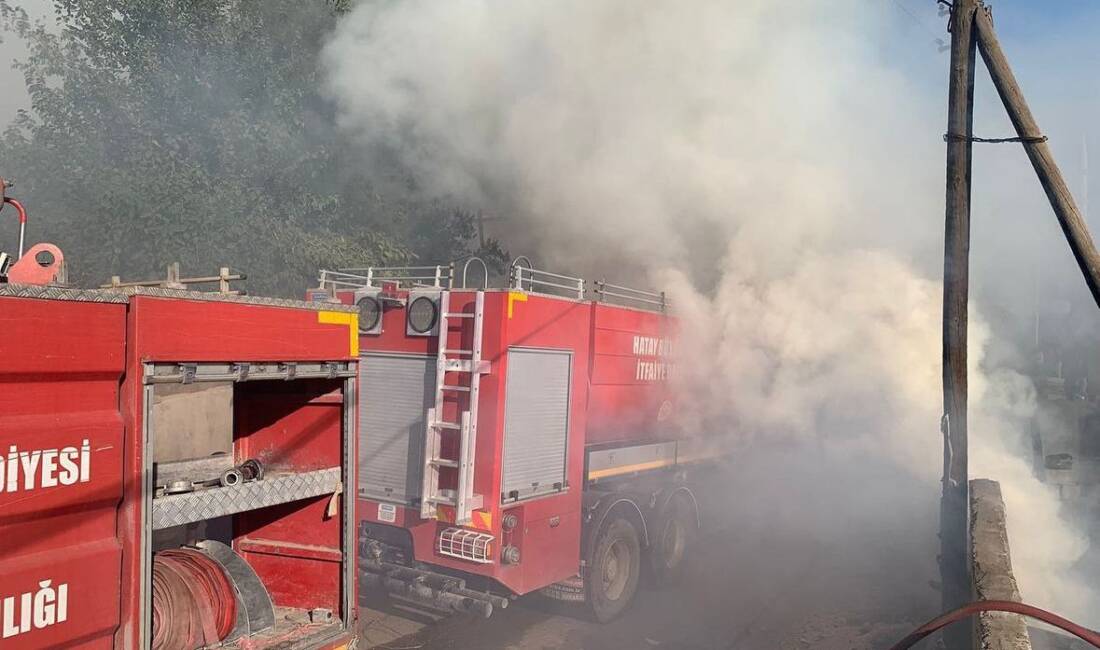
[[124, 286, 357, 312], [152, 467, 341, 530], [0, 284, 358, 311], [0, 283, 129, 303]]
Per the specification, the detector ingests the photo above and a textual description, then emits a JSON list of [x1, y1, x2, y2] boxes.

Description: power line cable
[[889, 0, 951, 52]]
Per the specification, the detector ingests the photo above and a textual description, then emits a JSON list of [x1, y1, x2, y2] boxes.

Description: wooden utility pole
[[973, 6, 1100, 309], [933, 2, 1100, 641], [941, 1, 978, 646]]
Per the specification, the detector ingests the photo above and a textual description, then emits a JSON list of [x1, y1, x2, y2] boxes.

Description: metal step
[[427, 492, 484, 510], [429, 458, 459, 469], [445, 313, 475, 319], [444, 359, 491, 373], [431, 421, 461, 430], [441, 385, 470, 393]]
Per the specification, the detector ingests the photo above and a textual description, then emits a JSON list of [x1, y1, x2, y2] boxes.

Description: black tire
[[648, 497, 695, 586], [586, 517, 641, 623]]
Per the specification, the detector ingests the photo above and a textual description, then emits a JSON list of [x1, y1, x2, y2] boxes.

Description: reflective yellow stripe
[[475, 510, 493, 531], [588, 449, 724, 481], [675, 453, 718, 465], [436, 506, 493, 531], [588, 458, 675, 480], [507, 291, 527, 318], [318, 311, 359, 357]]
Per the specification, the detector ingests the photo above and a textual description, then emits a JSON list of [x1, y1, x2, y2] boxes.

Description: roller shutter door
[[359, 353, 434, 504], [501, 348, 571, 502]]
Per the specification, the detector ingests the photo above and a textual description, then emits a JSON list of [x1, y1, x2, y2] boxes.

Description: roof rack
[[103, 263, 244, 295], [593, 279, 669, 313]]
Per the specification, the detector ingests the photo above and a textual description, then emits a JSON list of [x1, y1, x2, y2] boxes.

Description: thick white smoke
[[324, 0, 1096, 625]]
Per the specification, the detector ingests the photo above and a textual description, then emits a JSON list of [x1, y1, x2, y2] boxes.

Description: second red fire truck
[[314, 259, 714, 622]]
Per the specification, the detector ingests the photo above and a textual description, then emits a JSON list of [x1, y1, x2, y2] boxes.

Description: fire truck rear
[[315, 259, 714, 622]]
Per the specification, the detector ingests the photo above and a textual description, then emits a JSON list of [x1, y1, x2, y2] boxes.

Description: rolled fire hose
[[151, 549, 237, 650]]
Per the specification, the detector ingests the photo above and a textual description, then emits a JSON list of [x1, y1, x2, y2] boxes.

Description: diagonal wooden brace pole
[[974, 5, 1100, 308]]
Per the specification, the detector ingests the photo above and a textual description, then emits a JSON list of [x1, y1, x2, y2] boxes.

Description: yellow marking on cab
[[587, 458, 675, 481], [507, 291, 528, 319], [318, 311, 359, 357]]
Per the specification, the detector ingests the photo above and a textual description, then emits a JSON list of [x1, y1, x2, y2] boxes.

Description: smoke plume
[[324, 0, 1097, 626]]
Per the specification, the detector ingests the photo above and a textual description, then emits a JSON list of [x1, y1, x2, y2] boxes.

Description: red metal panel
[[587, 304, 677, 445], [235, 381, 346, 614], [118, 304, 146, 650], [235, 382, 345, 473], [514, 511, 582, 589], [490, 293, 590, 593], [236, 499, 343, 613], [2, 539, 122, 648], [0, 297, 126, 648], [126, 296, 356, 362]]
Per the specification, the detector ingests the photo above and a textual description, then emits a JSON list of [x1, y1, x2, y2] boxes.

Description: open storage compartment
[[142, 361, 356, 650]]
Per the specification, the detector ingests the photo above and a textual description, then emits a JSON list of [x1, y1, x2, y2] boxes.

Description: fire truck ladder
[[421, 290, 487, 526]]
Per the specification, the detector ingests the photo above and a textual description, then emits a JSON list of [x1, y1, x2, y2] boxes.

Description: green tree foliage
[[0, 0, 505, 296]]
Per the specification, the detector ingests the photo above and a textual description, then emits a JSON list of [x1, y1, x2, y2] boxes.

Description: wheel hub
[[601, 539, 630, 601]]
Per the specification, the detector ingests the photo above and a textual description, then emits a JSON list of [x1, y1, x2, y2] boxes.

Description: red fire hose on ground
[[151, 549, 238, 650], [889, 600, 1100, 649]]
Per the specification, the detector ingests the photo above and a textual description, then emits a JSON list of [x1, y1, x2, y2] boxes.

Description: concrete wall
[[970, 478, 1032, 650]]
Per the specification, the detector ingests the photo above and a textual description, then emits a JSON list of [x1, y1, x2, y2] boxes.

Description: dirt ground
[[355, 529, 935, 650], [356, 451, 946, 650]]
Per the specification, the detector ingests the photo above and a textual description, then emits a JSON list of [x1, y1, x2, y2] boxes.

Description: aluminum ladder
[[421, 290, 488, 525]]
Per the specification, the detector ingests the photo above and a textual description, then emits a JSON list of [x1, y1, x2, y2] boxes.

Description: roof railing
[[509, 257, 585, 300], [317, 258, 670, 312], [318, 265, 454, 291], [459, 257, 489, 289], [593, 279, 669, 312]]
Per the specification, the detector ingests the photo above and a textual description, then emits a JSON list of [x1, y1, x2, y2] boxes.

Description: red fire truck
[[313, 259, 713, 622], [1, 185, 361, 649]]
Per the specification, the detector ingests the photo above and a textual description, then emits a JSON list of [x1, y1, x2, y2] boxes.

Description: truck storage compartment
[[144, 366, 355, 650]]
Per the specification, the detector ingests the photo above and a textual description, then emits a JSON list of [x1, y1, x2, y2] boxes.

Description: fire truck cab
[[314, 259, 711, 622]]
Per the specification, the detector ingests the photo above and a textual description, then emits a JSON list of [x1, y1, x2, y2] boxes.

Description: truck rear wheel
[[586, 517, 641, 623], [649, 497, 695, 586]]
